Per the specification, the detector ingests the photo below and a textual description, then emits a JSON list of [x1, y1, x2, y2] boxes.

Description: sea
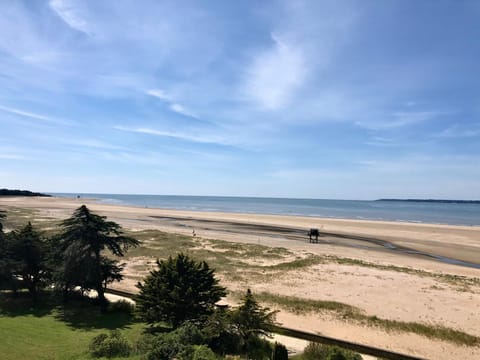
[[50, 193, 480, 226]]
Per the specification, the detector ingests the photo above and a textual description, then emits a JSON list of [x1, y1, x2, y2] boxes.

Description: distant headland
[[377, 199, 480, 204], [0, 189, 51, 197]]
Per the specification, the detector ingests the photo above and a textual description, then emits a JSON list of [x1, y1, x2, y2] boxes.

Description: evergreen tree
[[136, 253, 227, 327], [8, 222, 49, 300], [60, 205, 138, 309], [0, 210, 10, 289], [232, 289, 277, 355], [0, 209, 6, 234]]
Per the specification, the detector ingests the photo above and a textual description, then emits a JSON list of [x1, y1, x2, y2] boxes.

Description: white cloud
[[243, 34, 307, 110], [114, 125, 230, 145], [434, 123, 480, 138], [49, 0, 91, 34], [0, 154, 26, 160], [146, 88, 171, 101], [356, 111, 441, 130], [146, 88, 197, 118], [0, 104, 52, 121], [169, 103, 197, 118]]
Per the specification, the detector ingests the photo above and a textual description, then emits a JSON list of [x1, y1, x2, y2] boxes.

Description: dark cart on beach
[[308, 228, 320, 243]]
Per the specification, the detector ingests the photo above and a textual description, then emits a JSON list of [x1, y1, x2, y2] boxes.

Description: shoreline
[[48, 195, 480, 228], [47, 193, 480, 227], [1, 195, 480, 267], [1, 195, 480, 359]]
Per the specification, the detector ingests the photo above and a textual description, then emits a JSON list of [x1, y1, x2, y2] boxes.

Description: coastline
[[49, 193, 480, 226], [1, 195, 480, 266], [1, 195, 480, 359]]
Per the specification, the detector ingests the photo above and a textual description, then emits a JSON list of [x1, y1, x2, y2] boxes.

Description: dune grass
[[251, 292, 480, 347], [0, 293, 144, 360]]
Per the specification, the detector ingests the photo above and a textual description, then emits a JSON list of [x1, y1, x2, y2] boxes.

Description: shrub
[[136, 253, 226, 327], [245, 336, 273, 360], [191, 345, 218, 360], [272, 342, 288, 360], [302, 343, 362, 360], [108, 299, 135, 314], [141, 323, 207, 360], [89, 330, 132, 358]]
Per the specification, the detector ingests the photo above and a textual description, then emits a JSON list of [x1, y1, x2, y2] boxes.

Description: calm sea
[[51, 194, 480, 226]]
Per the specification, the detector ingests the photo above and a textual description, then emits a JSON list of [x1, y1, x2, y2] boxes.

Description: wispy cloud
[[0, 154, 26, 160], [146, 89, 171, 101], [434, 123, 480, 138], [243, 34, 307, 110], [146, 88, 197, 118], [49, 0, 91, 34], [114, 125, 230, 146], [0, 104, 72, 125], [356, 111, 441, 130], [0, 104, 52, 121]]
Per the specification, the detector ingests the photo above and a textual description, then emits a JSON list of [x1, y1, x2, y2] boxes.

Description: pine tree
[[8, 222, 48, 300], [136, 253, 227, 327], [232, 289, 277, 354], [60, 205, 138, 309]]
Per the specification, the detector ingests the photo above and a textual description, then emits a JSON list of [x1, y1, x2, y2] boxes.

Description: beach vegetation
[[272, 342, 289, 360], [58, 205, 139, 310], [300, 343, 362, 360], [136, 253, 227, 327], [254, 292, 480, 346], [6, 222, 50, 300]]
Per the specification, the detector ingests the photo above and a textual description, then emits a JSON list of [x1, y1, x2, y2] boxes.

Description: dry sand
[[1, 196, 479, 359]]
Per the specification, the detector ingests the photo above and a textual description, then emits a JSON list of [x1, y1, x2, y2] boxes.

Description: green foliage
[[0, 209, 6, 233], [59, 205, 139, 308], [302, 343, 362, 360], [230, 289, 277, 358], [141, 323, 205, 360], [89, 330, 133, 358], [189, 345, 218, 360], [233, 289, 277, 342], [136, 253, 226, 327], [108, 299, 136, 315], [272, 342, 289, 360], [7, 222, 49, 299]]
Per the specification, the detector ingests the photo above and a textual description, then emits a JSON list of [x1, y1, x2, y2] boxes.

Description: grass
[[250, 291, 480, 347], [325, 255, 480, 289], [0, 292, 145, 360]]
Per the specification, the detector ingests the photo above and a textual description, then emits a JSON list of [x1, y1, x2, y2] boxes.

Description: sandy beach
[[1, 196, 479, 359]]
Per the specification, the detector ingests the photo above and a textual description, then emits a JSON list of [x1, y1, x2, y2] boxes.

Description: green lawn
[[0, 293, 145, 360]]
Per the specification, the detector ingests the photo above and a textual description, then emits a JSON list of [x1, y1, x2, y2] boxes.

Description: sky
[[0, 0, 479, 199]]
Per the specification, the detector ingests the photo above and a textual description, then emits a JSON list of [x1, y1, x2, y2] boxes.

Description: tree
[[232, 289, 277, 357], [0, 209, 6, 234], [8, 222, 49, 300], [60, 205, 139, 309], [0, 210, 10, 289], [136, 253, 227, 327]]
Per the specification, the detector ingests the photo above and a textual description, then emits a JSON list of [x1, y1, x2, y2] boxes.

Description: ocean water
[[51, 193, 480, 226]]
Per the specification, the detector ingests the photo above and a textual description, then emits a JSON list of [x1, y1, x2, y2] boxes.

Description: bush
[[190, 345, 218, 360], [136, 253, 226, 327], [89, 330, 132, 358], [272, 342, 288, 360], [108, 299, 135, 314], [245, 336, 273, 360], [302, 343, 362, 360], [141, 323, 207, 360]]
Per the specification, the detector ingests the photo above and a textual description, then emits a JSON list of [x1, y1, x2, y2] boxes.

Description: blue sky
[[0, 0, 479, 199]]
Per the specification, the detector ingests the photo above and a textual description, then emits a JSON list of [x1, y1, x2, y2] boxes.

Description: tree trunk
[[94, 249, 107, 312]]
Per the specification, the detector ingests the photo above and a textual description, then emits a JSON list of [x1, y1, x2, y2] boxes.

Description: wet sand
[[1, 196, 480, 359]]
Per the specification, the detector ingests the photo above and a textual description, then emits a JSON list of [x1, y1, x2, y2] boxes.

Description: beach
[[1, 196, 479, 359]]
